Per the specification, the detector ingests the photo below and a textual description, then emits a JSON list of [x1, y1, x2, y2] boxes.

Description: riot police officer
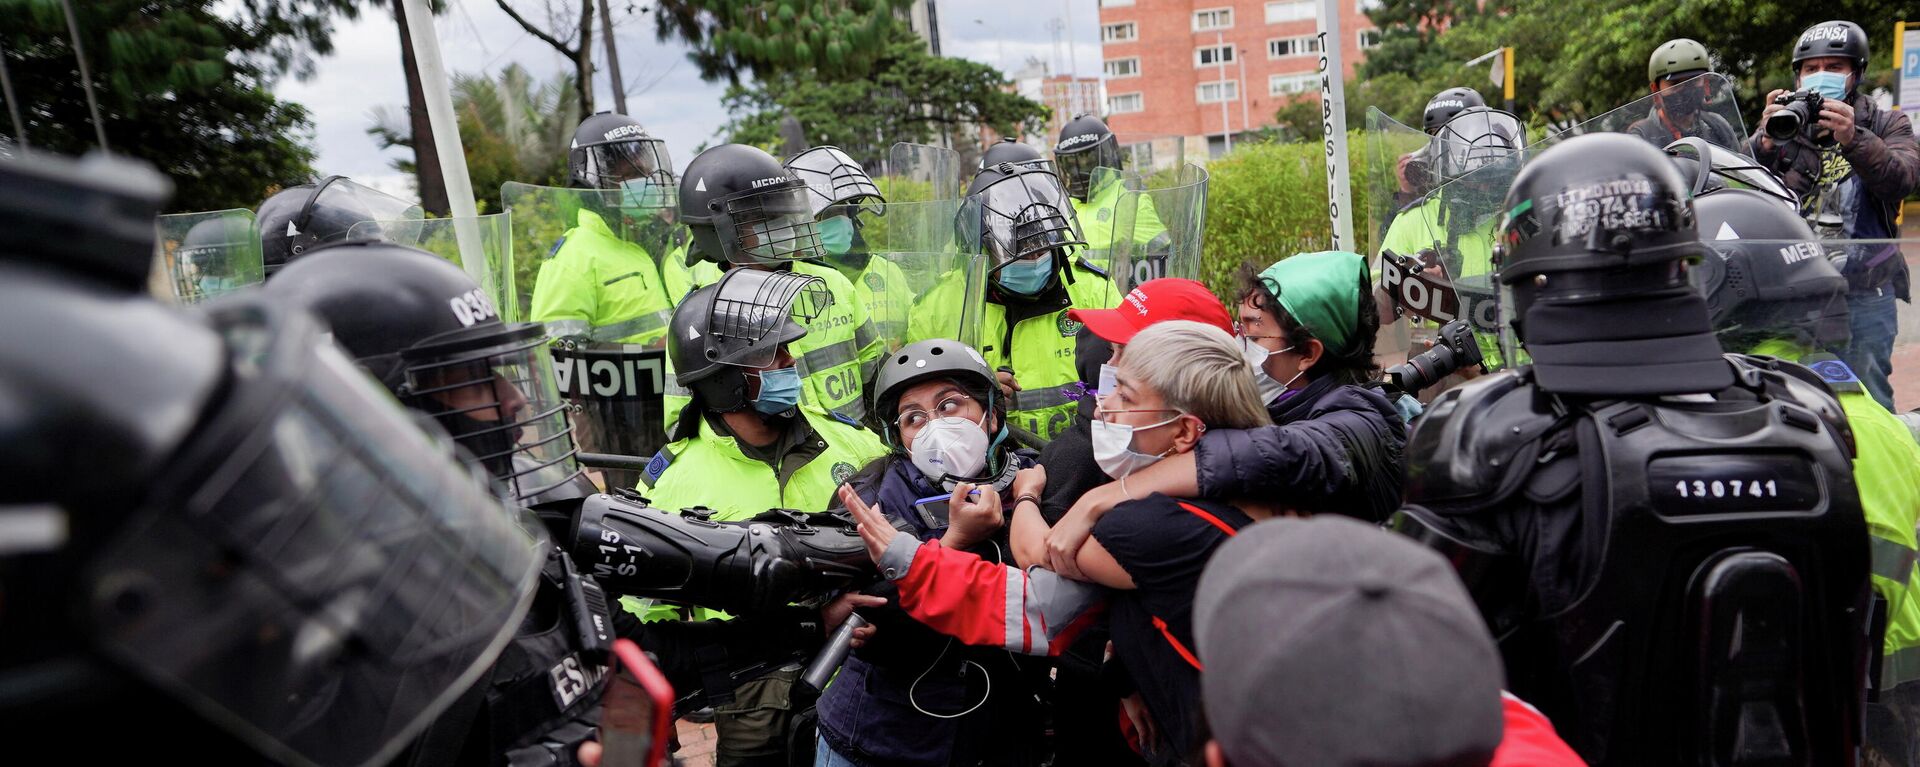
[[1389, 87, 1490, 213], [1390, 133, 1872, 764], [531, 112, 681, 347], [1053, 113, 1168, 268], [1, 151, 547, 766], [661, 143, 883, 430], [255, 174, 422, 275], [914, 162, 1119, 442], [785, 145, 913, 361]]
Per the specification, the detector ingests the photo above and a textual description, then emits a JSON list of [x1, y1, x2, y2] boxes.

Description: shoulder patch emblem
[[1096, 207, 1111, 223], [864, 272, 885, 291], [1808, 358, 1861, 387], [830, 410, 865, 430], [1057, 313, 1084, 338], [831, 461, 857, 485], [643, 450, 672, 485], [548, 235, 567, 258]]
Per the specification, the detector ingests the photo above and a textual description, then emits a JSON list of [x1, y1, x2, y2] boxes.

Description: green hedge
[[1199, 133, 1386, 302]]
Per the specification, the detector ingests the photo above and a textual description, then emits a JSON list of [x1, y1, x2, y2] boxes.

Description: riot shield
[[155, 209, 264, 303], [882, 142, 963, 202], [1363, 108, 1441, 252], [499, 182, 687, 488], [1113, 133, 1187, 184], [829, 196, 983, 351], [1108, 163, 1207, 292], [1539, 73, 1749, 155], [348, 214, 514, 320]]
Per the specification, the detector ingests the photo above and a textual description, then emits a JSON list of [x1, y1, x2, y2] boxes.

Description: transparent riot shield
[[348, 214, 514, 320], [1362, 108, 1440, 252], [829, 196, 982, 351], [155, 209, 265, 303], [882, 142, 963, 202], [1113, 133, 1187, 185], [499, 181, 687, 488], [1539, 73, 1749, 155], [1108, 163, 1207, 292]]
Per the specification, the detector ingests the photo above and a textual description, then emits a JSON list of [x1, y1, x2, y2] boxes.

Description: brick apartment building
[[1098, 0, 1378, 156]]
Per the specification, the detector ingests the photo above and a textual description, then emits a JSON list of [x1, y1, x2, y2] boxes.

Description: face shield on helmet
[[400, 322, 591, 505], [708, 178, 827, 265], [288, 177, 425, 253], [90, 300, 544, 767], [1054, 134, 1123, 199], [1431, 109, 1525, 184], [1664, 138, 1798, 208], [785, 146, 885, 220], [572, 134, 677, 212], [703, 268, 832, 371], [960, 169, 1086, 273]]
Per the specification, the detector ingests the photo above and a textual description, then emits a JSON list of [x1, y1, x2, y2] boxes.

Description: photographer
[[1752, 19, 1919, 410]]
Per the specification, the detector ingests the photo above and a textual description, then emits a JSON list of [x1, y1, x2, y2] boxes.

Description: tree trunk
[[574, 0, 595, 116], [396, 0, 450, 216]]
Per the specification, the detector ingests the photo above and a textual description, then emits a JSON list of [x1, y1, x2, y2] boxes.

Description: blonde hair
[[1119, 320, 1272, 430]]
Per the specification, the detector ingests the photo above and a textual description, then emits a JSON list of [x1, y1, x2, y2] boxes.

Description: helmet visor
[[1431, 109, 1525, 181], [705, 268, 832, 370], [786, 147, 885, 218], [401, 323, 588, 504], [90, 311, 543, 767], [1053, 137, 1116, 198], [301, 177, 425, 250], [718, 181, 826, 264], [1664, 138, 1798, 207], [967, 171, 1085, 266], [575, 136, 677, 209]]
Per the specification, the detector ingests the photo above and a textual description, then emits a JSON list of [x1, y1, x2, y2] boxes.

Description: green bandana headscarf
[[1258, 250, 1368, 356]]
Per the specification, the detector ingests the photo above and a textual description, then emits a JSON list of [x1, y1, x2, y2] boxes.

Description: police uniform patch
[[865, 273, 885, 291], [1057, 313, 1084, 338], [643, 449, 672, 486], [1096, 207, 1111, 223], [830, 410, 866, 430], [1808, 358, 1863, 392], [832, 462, 857, 485]]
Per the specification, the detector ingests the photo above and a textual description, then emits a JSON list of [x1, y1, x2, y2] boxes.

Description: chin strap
[[939, 434, 1021, 494]]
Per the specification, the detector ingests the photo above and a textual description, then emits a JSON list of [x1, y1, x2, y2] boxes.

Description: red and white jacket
[[875, 534, 1108, 656]]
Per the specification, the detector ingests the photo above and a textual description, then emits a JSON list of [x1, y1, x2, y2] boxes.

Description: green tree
[[650, 0, 912, 84], [718, 31, 1048, 162], [0, 0, 338, 211], [369, 63, 582, 209]]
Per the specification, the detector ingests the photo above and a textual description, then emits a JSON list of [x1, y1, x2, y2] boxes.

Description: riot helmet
[[256, 175, 423, 275], [1663, 137, 1798, 207], [0, 150, 543, 767], [158, 211, 265, 303], [958, 163, 1086, 298], [872, 338, 1007, 448], [678, 143, 825, 267], [1054, 113, 1123, 200], [1421, 87, 1487, 134], [978, 137, 1054, 175], [1431, 107, 1525, 185], [1494, 132, 1731, 395], [1691, 187, 1851, 352], [569, 111, 677, 212], [1792, 20, 1870, 86], [265, 239, 594, 507], [666, 267, 830, 421], [784, 145, 885, 266]]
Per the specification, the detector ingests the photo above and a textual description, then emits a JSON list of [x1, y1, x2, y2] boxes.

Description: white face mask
[[910, 414, 991, 484], [1097, 363, 1119, 396], [1241, 340, 1301, 404], [1090, 413, 1184, 479]]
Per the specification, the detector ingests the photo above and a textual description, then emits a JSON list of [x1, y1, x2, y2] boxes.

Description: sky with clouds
[[271, 0, 1107, 197]]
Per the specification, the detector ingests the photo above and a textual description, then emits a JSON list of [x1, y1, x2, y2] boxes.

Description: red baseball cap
[[1068, 278, 1233, 344]]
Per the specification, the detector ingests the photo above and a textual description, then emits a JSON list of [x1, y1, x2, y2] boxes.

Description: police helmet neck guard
[[1422, 87, 1488, 134], [667, 268, 829, 413], [871, 339, 1012, 475], [784, 145, 886, 220], [1054, 113, 1122, 200], [569, 111, 677, 210], [256, 175, 423, 276], [265, 240, 592, 504], [961, 165, 1085, 284], [678, 143, 826, 268], [1690, 188, 1851, 351], [1494, 132, 1731, 396]]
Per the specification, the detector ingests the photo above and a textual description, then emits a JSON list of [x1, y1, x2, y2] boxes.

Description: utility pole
[[597, 0, 628, 114], [394, 0, 448, 216]]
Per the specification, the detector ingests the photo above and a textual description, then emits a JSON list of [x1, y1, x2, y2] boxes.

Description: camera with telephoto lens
[[1765, 91, 1836, 147], [1384, 318, 1483, 394]]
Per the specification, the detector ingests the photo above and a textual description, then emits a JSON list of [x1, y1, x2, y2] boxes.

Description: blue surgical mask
[[621, 178, 670, 210], [752, 366, 802, 415], [1801, 71, 1850, 101], [818, 215, 855, 255], [996, 255, 1055, 295]]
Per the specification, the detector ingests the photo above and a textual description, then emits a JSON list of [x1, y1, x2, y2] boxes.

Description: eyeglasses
[[895, 393, 978, 430], [1233, 321, 1284, 341]]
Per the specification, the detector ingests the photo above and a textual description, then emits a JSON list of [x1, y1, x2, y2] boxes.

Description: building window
[[1195, 44, 1236, 68], [1104, 57, 1140, 78], [1101, 22, 1137, 43], [1268, 35, 1322, 59], [1197, 80, 1240, 103], [1193, 7, 1233, 31], [1101, 0, 1135, 6], [1270, 72, 1318, 96], [1108, 92, 1145, 114], [1358, 29, 1382, 49], [1265, 1, 1316, 23]]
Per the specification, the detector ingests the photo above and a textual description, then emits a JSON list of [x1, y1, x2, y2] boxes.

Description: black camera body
[[1765, 90, 1837, 147], [1384, 318, 1484, 395]]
